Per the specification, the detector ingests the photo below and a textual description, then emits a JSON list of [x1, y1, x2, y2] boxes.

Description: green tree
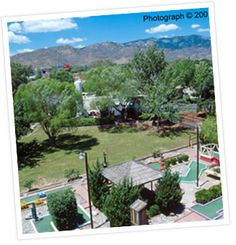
[[131, 45, 167, 91], [193, 61, 215, 112], [200, 116, 218, 144], [103, 179, 140, 227], [89, 160, 109, 209], [14, 78, 83, 145], [51, 70, 74, 83], [11, 62, 33, 93], [47, 189, 78, 231], [156, 169, 183, 213]]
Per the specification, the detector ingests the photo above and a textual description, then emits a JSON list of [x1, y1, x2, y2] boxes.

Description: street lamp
[[79, 152, 94, 229], [196, 125, 201, 188]]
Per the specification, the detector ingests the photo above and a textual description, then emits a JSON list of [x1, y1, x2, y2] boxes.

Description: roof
[[102, 160, 163, 186], [130, 199, 147, 211]]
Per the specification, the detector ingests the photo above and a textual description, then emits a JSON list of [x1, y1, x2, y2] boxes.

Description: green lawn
[[19, 125, 193, 190]]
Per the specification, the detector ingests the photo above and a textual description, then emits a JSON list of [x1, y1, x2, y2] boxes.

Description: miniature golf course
[[180, 160, 208, 182], [33, 206, 90, 233], [191, 197, 223, 220], [21, 185, 72, 203]]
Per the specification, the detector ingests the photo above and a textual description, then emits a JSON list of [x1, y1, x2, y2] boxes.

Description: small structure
[[130, 199, 148, 225], [102, 160, 163, 188], [200, 144, 220, 165]]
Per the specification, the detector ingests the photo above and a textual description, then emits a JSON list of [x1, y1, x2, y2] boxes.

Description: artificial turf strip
[[191, 197, 223, 219], [33, 206, 89, 233], [180, 160, 208, 182], [21, 185, 72, 203]]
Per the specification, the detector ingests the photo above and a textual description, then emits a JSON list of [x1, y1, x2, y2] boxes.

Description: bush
[[195, 184, 222, 204], [170, 157, 177, 165], [34, 198, 44, 206], [177, 155, 183, 163], [23, 179, 35, 191], [21, 201, 29, 209], [156, 169, 183, 213], [153, 149, 160, 158], [182, 154, 189, 162], [146, 204, 160, 218], [47, 189, 78, 231], [165, 159, 171, 168], [64, 168, 80, 181], [103, 179, 140, 227]]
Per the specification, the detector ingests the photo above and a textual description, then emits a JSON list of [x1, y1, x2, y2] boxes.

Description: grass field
[[18, 125, 193, 190]]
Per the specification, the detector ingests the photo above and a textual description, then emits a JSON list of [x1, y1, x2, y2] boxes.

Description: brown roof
[[102, 160, 163, 186]]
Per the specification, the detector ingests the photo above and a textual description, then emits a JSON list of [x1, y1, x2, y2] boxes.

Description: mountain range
[[11, 35, 211, 69]]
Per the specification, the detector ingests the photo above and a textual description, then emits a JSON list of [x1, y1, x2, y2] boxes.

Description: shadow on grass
[[17, 133, 99, 170]]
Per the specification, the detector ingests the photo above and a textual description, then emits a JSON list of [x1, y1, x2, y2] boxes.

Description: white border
[[1, 1, 229, 240]]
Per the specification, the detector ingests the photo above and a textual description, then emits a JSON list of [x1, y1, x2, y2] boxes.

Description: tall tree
[[11, 62, 33, 93], [131, 45, 167, 91], [156, 169, 183, 213], [89, 160, 109, 209], [50, 70, 74, 83], [14, 78, 83, 145], [193, 61, 215, 112], [103, 179, 140, 227]]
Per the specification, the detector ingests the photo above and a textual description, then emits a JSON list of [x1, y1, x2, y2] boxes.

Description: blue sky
[[8, 8, 210, 56]]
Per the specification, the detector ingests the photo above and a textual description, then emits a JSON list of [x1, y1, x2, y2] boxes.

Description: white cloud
[[197, 28, 210, 32], [56, 37, 85, 45], [74, 44, 85, 49], [9, 18, 77, 33], [145, 24, 179, 34], [16, 48, 34, 54], [8, 23, 22, 32], [191, 24, 200, 29], [8, 31, 31, 44], [160, 35, 169, 38]]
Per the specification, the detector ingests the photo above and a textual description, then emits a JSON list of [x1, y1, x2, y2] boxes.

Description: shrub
[[182, 154, 189, 162], [103, 179, 140, 227], [170, 157, 177, 165], [34, 198, 44, 206], [23, 179, 35, 191], [156, 169, 183, 213], [177, 155, 183, 163], [153, 149, 160, 158], [47, 189, 78, 231], [195, 184, 222, 204], [21, 201, 29, 209], [64, 168, 80, 181], [165, 159, 171, 168], [146, 204, 160, 218]]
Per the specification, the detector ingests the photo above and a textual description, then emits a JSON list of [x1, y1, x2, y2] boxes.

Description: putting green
[[149, 163, 161, 170], [180, 160, 207, 182], [33, 206, 90, 233], [191, 197, 223, 219], [21, 185, 72, 203]]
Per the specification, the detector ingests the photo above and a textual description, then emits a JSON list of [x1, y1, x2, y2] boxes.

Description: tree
[[14, 78, 83, 145], [155, 169, 183, 213], [131, 45, 167, 91], [51, 70, 74, 83], [11, 62, 33, 94], [89, 160, 109, 209], [103, 179, 140, 227], [47, 189, 78, 231], [193, 61, 215, 112], [200, 116, 218, 144]]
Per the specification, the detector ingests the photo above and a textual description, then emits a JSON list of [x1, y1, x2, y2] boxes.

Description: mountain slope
[[11, 35, 211, 69]]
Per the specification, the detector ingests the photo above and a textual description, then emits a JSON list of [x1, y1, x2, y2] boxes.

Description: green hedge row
[[195, 184, 222, 204], [165, 154, 189, 167]]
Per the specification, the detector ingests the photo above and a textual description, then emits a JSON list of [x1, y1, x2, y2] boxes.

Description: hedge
[[195, 184, 222, 204]]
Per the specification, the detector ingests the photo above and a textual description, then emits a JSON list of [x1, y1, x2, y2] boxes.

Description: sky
[[8, 8, 210, 56]]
